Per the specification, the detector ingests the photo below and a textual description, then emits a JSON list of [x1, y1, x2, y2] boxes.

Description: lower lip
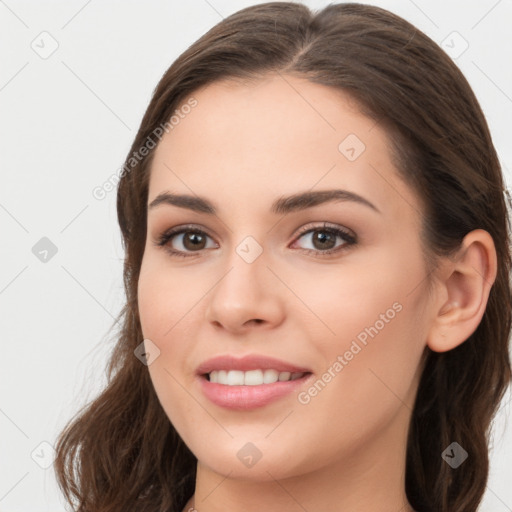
[[197, 373, 313, 410]]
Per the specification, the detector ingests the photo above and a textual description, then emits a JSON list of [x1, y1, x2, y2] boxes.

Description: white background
[[0, 1, 511, 511]]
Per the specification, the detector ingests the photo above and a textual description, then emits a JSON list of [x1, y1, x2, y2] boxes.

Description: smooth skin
[[137, 73, 497, 512]]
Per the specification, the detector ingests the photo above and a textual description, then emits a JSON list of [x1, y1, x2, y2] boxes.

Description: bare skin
[[137, 73, 497, 512]]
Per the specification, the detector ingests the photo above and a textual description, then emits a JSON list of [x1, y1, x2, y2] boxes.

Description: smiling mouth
[[203, 369, 312, 385], [198, 367, 314, 410]]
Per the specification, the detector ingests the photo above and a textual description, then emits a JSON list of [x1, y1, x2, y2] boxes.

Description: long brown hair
[[54, 3, 512, 511]]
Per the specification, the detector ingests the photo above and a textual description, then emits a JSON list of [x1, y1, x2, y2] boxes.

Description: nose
[[204, 246, 286, 334]]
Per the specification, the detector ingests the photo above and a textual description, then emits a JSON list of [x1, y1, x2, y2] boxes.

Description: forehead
[[147, 74, 420, 224]]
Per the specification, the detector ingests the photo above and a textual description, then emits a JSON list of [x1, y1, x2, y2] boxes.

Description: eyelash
[[154, 222, 357, 259]]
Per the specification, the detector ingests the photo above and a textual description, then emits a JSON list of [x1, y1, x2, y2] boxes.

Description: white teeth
[[244, 369, 263, 385], [208, 369, 306, 385], [263, 369, 279, 384], [226, 370, 244, 385]]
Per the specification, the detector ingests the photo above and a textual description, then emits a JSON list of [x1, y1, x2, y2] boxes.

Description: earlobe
[[426, 229, 497, 353]]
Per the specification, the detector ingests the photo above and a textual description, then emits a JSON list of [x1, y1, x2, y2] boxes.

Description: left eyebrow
[[148, 189, 381, 215]]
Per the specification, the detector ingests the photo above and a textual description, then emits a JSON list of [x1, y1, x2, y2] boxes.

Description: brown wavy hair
[[54, 3, 512, 511]]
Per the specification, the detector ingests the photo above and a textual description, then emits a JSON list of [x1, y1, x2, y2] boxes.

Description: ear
[[427, 229, 498, 353]]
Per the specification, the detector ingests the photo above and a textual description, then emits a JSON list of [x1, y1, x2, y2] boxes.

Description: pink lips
[[196, 354, 313, 410], [196, 354, 311, 375]]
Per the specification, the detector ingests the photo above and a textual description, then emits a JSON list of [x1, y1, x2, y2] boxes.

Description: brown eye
[[155, 226, 217, 257], [292, 224, 357, 256], [155, 223, 356, 259], [181, 232, 208, 251], [310, 230, 337, 250]]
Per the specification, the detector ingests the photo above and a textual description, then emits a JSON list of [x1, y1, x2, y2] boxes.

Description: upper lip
[[196, 354, 312, 375]]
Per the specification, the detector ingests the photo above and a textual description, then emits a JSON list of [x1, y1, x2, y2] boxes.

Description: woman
[[54, 2, 512, 511]]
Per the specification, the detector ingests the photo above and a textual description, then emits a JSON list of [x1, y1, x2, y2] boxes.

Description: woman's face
[[138, 74, 436, 481]]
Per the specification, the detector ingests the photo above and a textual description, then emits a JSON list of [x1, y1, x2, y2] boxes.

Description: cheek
[[137, 254, 206, 425], [286, 251, 413, 346], [137, 253, 205, 340], [288, 285, 426, 469], [297, 246, 428, 397]]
